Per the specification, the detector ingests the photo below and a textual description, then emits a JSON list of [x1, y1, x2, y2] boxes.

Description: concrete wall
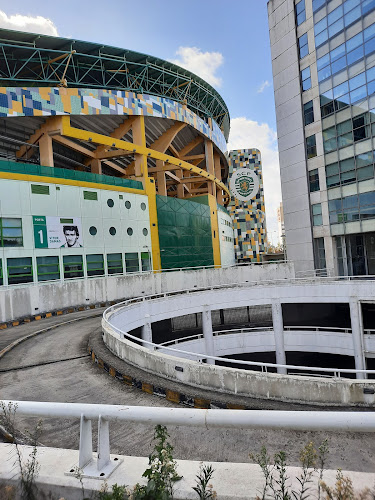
[[158, 330, 375, 360], [0, 262, 295, 322], [103, 321, 375, 406], [268, 0, 315, 273]]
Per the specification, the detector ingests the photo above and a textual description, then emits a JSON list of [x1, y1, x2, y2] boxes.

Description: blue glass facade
[[312, 0, 375, 274]]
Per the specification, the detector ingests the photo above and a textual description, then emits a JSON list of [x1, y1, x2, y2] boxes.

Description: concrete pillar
[[141, 313, 153, 350], [350, 300, 366, 379], [272, 302, 287, 374], [39, 133, 54, 167], [202, 307, 215, 365]]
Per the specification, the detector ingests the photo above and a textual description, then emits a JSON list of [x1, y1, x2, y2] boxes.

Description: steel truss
[[0, 30, 230, 140]]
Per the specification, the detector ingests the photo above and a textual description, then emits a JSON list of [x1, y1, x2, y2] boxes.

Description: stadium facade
[[0, 29, 238, 286], [268, 0, 375, 275]]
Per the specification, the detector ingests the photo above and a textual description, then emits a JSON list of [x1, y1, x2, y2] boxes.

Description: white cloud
[[170, 47, 224, 88], [257, 80, 271, 94], [0, 10, 58, 36], [228, 117, 282, 244]]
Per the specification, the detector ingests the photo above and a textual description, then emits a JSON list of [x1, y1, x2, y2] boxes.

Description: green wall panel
[[156, 195, 214, 270]]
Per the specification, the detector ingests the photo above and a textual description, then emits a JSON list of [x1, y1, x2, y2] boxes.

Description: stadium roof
[[0, 28, 230, 140]]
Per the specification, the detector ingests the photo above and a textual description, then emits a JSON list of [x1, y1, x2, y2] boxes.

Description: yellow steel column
[[214, 152, 224, 205], [132, 116, 161, 272], [145, 176, 161, 272], [207, 194, 221, 268], [204, 140, 216, 197]]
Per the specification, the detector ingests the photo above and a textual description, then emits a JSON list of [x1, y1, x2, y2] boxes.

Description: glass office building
[[268, 0, 375, 275]]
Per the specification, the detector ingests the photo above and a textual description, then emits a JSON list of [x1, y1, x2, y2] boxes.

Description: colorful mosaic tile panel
[[227, 149, 268, 262], [0, 87, 227, 153]]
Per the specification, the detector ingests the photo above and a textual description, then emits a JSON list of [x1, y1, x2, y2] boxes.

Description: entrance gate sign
[[229, 168, 260, 202]]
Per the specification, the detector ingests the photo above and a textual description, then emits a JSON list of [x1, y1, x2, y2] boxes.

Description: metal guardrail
[[0, 259, 291, 290], [2, 400, 375, 479], [103, 277, 375, 379]]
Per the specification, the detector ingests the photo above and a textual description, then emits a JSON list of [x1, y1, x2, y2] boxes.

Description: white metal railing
[[2, 400, 375, 479], [285, 325, 353, 333], [103, 277, 375, 379], [104, 273, 375, 321], [107, 323, 375, 379], [158, 327, 274, 347]]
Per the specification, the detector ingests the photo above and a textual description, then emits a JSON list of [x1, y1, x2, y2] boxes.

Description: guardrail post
[[79, 414, 93, 468], [272, 302, 287, 375], [202, 306, 215, 365], [350, 300, 366, 379], [97, 415, 110, 470]]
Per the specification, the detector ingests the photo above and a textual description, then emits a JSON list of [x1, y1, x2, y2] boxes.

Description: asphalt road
[[0, 313, 374, 472]]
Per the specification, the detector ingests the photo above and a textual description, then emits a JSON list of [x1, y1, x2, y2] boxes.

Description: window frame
[[0, 217, 23, 248], [36, 255, 60, 282], [107, 253, 123, 275], [7, 257, 33, 285]]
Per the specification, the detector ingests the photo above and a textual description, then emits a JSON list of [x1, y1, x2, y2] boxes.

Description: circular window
[[89, 226, 97, 236], [141, 202, 147, 211], [107, 199, 114, 207], [125, 201, 131, 209], [127, 227, 133, 236], [109, 227, 116, 236], [143, 228, 148, 236]]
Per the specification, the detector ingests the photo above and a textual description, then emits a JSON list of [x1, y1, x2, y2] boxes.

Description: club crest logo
[[230, 168, 260, 201]]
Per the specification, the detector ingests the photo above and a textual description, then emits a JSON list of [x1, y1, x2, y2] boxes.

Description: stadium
[[0, 28, 236, 296], [1, 22, 375, 497]]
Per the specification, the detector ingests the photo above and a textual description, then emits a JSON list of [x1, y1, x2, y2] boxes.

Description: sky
[[0, 0, 282, 242]]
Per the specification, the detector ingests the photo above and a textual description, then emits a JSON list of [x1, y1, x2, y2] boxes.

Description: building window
[[306, 135, 317, 158], [107, 253, 123, 275], [299, 33, 309, 59], [31, 184, 49, 195], [0, 259, 3, 286], [313, 0, 325, 12], [83, 191, 98, 201], [37, 256, 60, 281], [7, 257, 33, 285], [309, 169, 320, 192], [314, 1, 374, 49], [312, 204, 323, 226], [301, 67, 311, 91], [296, 0, 306, 26], [0, 218, 23, 247], [125, 253, 139, 273], [303, 101, 314, 126], [86, 254, 105, 277], [314, 238, 327, 271], [63, 255, 84, 279], [141, 252, 151, 271]]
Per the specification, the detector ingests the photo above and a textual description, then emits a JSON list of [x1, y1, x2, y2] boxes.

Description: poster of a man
[[61, 225, 82, 248], [33, 216, 83, 248]]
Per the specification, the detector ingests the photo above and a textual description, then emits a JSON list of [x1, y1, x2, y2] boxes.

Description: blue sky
[[0, 0, 282, 241]]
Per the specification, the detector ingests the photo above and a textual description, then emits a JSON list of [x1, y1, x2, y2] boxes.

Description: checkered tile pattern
[[227, 149, 267, 262], [0, 87, 226, 153]]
